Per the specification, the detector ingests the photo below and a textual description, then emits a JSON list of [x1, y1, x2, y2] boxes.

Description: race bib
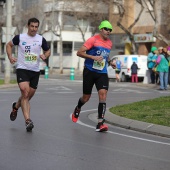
[[24, 53, 37, 64], [92, 59, 106, 70]]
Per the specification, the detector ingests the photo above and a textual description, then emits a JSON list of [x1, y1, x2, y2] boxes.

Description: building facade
[[1, 0, 169, 73]]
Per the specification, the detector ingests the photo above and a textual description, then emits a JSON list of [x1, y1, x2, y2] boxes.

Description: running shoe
[[25, 119, 34, 132], [10, 102, 18, 121], [96, 119, 108, 132], [72, 106, 81, 123]]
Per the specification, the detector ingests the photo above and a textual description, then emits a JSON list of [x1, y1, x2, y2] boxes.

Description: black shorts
[[115, 69, 121, 74], [16, 69, 40, 89], [83, 68, 109, 94]]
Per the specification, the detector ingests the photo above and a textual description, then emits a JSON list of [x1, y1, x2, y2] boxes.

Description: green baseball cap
[[98, 20, 113, 31], [151, 46, 158, 52]]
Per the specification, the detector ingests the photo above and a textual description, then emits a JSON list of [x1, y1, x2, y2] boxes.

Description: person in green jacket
[[147, 46, 158, 84], [167, 46, 170, 85], [154, 47, 169, 90]]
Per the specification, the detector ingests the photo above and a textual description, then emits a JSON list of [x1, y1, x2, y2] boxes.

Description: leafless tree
[[115, 0, 145, 54], [62, 0, 109, 42], [14, 2, 46, 34], [145, 0, 170, 45]]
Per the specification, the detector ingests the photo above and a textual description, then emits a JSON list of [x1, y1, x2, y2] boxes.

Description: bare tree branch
[[143, 0, 155, 21], [128, 0, 144, 30], [146, 0, 170, 45], [116, 0, 145, 53]]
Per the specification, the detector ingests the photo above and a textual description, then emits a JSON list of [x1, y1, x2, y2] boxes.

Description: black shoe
[[157, 88, 164, 91], [25, 119, 34, 132], [10, 102, 18, 121]]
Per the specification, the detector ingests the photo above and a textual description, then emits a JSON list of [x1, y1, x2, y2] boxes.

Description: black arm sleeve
[[42, 37, 50, 51], [12, 35, 20, 45]]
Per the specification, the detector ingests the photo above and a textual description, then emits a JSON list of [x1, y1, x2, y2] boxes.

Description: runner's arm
[[77, 45, 103, 62], [6, 41, 17, 64], [40, 49, 51, 60], [40, 37, 51, 60]]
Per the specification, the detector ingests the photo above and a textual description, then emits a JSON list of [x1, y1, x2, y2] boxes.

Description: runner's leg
[[18, 82, 36, 121]]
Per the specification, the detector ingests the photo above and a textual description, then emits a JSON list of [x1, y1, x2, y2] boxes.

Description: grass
[[109, 96, 170, 127], [0, 79, 17, 85]]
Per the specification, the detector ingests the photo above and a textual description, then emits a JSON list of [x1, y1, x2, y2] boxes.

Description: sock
[[77, 97, 85, 109], [98, 102, 106, 120]]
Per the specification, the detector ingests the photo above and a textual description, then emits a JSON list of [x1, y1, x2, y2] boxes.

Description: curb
[[88, 111, 170, 138], [105, 110, 170, 138]]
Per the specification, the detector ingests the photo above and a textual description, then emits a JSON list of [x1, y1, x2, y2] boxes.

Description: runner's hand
[[9, 56, 17, 64], [40, 54, 46, 61], [94, 56, 103, 62]]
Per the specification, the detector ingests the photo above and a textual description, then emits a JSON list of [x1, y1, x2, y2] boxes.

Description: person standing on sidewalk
[[147, 46, 158, 84], [154, 47, 169, 90], [131, 61, 138, 83], [167, 46, 170, 85], [6, 18, 50, 131], [71, 20, 113, 132]]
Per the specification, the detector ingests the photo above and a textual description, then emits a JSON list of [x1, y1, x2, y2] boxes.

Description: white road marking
[[55, 91, 75, 94], [47, 86, 72, 91], [70, 109, 170, 146], [111, 88, 151, 94]]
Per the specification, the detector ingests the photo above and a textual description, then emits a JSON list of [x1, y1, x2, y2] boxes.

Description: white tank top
[[16, 33, 43, 72]]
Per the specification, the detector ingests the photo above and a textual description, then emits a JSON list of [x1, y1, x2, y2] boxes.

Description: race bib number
[[24, 53, 37, 64], [92, 59, 106, 70]]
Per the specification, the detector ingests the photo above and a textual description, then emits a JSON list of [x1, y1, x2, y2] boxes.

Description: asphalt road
[[0, 78, 170, 170]]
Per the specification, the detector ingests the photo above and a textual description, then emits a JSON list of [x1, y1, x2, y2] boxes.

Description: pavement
[[1, 72, 170, 138]]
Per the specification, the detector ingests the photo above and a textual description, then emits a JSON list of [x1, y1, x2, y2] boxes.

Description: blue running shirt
[[83, 35, 112, 73]]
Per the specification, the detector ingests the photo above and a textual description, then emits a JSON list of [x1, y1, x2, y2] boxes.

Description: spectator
[[154, 47, 169, 90], [147, 46, 158, 84], [167, 46, 170, 85], [155, 47, 163, 84], [131, 61, 138, 83]]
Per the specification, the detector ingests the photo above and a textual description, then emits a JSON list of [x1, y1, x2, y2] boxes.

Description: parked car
[[107, 54, 148, 82], [39, 59, 47, 74]]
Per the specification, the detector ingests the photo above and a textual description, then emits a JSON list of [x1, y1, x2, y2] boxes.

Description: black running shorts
[[83, 67, 109, 95], [16, 69, 40, 89], [115, 69, 121, 74]]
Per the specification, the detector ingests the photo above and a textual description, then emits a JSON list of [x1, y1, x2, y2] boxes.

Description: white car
[[107, 55, 148, 82]]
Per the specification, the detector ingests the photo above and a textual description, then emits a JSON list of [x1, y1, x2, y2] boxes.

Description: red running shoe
[[72, 106, 81, 123], [96, 119, 108, 132]]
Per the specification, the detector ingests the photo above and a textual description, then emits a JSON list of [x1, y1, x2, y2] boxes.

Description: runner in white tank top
[[6, 18, 51, 132]]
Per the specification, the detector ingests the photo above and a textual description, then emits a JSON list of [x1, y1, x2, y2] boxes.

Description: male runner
[[72, 20, 113, 132], [6, 18, 50, 131]]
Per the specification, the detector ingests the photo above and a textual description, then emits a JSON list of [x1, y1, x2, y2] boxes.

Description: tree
[[62, 0, 110, 42], [14, 1, 46, 34], [111, 0, 145, 54], [146, 0, 170, 45]]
